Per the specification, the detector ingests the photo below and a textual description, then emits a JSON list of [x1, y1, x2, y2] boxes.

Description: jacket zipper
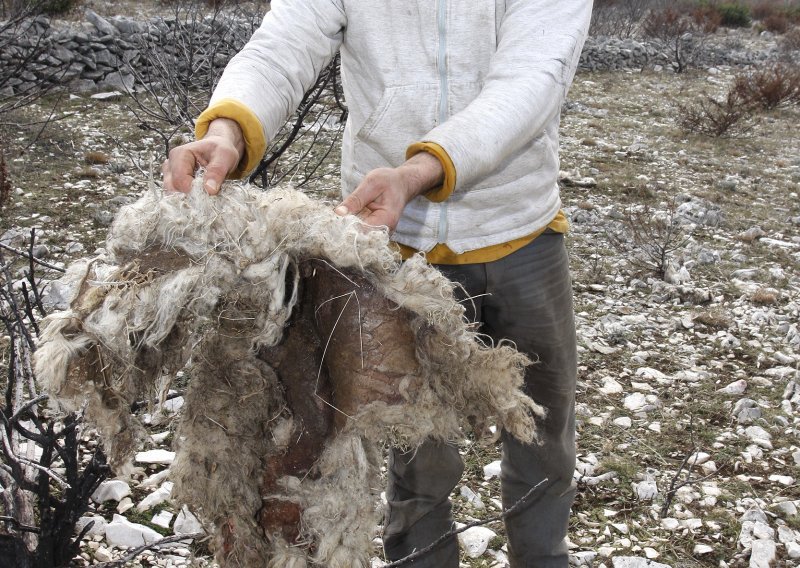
[[436, 0, 449, 244]]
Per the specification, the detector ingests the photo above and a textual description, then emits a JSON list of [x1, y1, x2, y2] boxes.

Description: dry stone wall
[[0, 9, 793, 99]]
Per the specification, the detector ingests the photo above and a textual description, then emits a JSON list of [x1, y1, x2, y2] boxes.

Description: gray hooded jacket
[[210, 0, 592, 253]]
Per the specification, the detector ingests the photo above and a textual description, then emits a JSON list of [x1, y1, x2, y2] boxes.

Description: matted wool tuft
[[34, 178, 544, 567]]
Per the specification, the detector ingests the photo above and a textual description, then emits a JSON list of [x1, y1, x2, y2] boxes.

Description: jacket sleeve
[[420, 0, 592, 191], [199, 0, 346, 172]]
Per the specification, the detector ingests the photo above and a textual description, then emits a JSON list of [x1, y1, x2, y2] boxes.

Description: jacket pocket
[[352, 84, 438, 174]]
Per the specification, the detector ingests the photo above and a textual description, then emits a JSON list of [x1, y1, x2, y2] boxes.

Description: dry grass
[[693, 309, 733, 330], [84, 150, 110, 165], [751, 287, 779, 305]]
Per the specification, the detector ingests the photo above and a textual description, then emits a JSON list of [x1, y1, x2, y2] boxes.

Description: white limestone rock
[[456, 525, 496, 558], [91, 479, 131, 503], [483, 460, 502, 480], [76, 515, 107, 537], [719, 379, 747, 395], [136, 481, 173, 512], [174, 505, 205, 536], [459, 485, 485, 509], [135, 449, 176, 465], [611, 557, 671, 568], [749, 539, 776, 568], [633, 480, 658, 500], [105, 514, 162, 548]]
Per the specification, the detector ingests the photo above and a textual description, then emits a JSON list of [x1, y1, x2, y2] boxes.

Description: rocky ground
[[2, 29, 800, 568]]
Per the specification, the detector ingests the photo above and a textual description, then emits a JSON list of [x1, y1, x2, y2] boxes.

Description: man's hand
[[334, 152, 444, 232], [162, 118, 245, 195]]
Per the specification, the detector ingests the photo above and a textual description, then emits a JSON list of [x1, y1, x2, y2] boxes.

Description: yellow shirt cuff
[[406, 142, 456, 203], [195, 99, 267, 179]]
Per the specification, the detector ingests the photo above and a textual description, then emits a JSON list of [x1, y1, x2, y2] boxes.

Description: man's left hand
[[334, 152, 444, 232]]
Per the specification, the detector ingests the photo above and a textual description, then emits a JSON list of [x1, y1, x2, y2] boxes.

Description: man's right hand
[[162, 118, 245, 195]]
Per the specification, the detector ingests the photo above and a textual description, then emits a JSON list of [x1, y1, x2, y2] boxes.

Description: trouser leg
[[483, 233, 577, 568], [382, 264, 485, 567], [383, 441, 465, 566], [383, 234, 577, 567]]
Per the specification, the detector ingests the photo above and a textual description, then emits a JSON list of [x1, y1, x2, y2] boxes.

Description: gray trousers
[[383, 231, 578, 568]]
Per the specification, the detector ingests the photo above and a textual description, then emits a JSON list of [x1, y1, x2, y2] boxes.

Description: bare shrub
[[733, 63, 800, 109], [762, 12, 790, 33], [676, 88, 754, 137], [0, 235, 110, 567], [781, 25, 800, 52], [642, 6, 704, 72], [751, 1, 778, 21], [590, 0, 652, 38], [122, 0, 346, 189], [249, 54, 347, 189], [607, 200, 691, 280], [122, 0, 261, 159], [691, 5, 723, 33]]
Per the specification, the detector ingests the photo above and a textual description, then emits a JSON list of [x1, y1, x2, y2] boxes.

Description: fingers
[[166, 147, 201, 194], [203, 146, 239, 195], [335, 191, 364, 216], [162, 137, 241, 195]]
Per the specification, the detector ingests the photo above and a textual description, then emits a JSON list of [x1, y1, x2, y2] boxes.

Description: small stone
[[693, 544, 714, 555], [135, 449, 175, 464], [91, 480, 131, 503], [643, 547, 659, 559], [116, 497, 134, 514], [483, 460, 502, 480], [85, 9, 119, 36], [94, 546, 113, 563], [752, 521, 775, 540], [772, 501, 798, 517], [613, 416, 633, 429], [90, 91, 123, 101], [623, 393, 647, 412], [787, 542, 800, 560], [599, 376, 624, 395], [688, 452, 711, 465], [76, 515, 107, 537], [719, 379, 747, 395], [749, 539, 776, 568], [633, 480, 658, 500], [173, 505, 204, 536], [744, 426, 772, 449], [105, 514, 162, 548], [459, 485, 485, 509], [611, 557, 671, 568], [661, 518, 679, 531], [571, 550, 597, 566], [768, 474, 794, 486], [456, 525, 496, 558], [152, 510, 174, 529], [136, 481, 173, 512]]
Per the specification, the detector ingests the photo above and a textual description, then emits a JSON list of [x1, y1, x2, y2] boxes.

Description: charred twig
[[0, 241, 66, 273], [0, 515, 40, 534]]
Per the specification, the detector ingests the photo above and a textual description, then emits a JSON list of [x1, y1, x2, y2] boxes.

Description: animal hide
[[34, 179, 543, 567]]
